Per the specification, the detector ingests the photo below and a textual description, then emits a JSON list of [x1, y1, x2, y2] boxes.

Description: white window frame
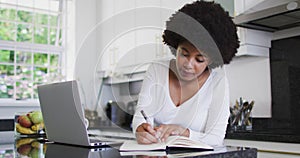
[[0, 0, 75, 119]]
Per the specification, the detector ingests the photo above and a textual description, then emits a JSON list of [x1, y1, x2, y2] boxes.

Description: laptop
[[37, 80, 122, 147]]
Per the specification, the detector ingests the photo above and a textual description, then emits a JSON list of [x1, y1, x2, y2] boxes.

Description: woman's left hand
[[154, 124, 190, 142]]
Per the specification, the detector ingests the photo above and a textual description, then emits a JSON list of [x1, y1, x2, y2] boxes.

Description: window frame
[[0, 0, 68, 102]]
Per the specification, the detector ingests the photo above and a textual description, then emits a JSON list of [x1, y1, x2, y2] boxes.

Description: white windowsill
[[0, 99, 40, 107], [0, 99, 41, 119]]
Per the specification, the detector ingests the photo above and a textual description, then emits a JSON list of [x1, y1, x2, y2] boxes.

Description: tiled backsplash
[[270, 36, 300, 131]]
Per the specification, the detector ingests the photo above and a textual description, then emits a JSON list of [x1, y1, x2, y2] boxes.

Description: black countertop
[[225, 118, 300, 143], [2, 118, 300, 144], [226, 129, 300, 143], [0, 132, 257, 158], [44, 143, 257, 158]]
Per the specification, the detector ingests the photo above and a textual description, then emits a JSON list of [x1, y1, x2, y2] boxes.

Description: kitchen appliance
[[234, 0, 300, 32], [84, 109, 101, 129], [124, 100, 138, 130], [105, 101, 126, 127], [105, 100, 137, 130]]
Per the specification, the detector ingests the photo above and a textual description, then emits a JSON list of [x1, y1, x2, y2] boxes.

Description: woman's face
[[175, 41, 210, 82]]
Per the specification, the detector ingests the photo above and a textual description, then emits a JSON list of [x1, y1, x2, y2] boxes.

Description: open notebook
[[119, 136, 213, 153]]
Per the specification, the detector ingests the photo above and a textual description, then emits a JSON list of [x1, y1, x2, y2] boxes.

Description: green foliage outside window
[[17, 24, 33, 42], [34, 26, 48, 44], [0, 8, 16, 20], [0, 50, 14, 63], [0, 21, 15, 41], [16, 51, 32, 64], [17, 10, 33, 23], [0, 7, 64, 100]]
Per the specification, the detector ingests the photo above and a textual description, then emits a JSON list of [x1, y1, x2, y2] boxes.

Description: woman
[[132, 1, 239, 146]]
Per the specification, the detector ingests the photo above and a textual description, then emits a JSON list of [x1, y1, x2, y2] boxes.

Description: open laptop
[[37, 80, 122, 147]]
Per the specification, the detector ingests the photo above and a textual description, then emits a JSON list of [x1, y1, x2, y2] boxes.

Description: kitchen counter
[[226, 118, 300, 143], [0, 131, 257, 158], [226, 129, 300, 143]]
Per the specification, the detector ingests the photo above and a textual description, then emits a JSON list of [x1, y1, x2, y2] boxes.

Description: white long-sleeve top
[[132, 59, 230, 146]]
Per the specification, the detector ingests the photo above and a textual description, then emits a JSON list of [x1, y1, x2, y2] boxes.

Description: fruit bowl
[[14, 111, 46, 137]]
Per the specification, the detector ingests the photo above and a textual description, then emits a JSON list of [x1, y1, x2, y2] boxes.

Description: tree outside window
[[0, 0, 66, 100]]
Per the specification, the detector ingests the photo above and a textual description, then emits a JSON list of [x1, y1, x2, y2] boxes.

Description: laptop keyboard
[[87, 129, 136, 145], [89, 138, 111, 143], [88, 129, 135, 140]]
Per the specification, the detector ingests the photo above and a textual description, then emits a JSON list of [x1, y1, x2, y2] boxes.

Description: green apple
[[29, 148, 42, 158], [27, 111, 43, 124]]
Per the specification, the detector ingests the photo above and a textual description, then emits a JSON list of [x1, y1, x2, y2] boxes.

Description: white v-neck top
[[132, 59, 230, 146]]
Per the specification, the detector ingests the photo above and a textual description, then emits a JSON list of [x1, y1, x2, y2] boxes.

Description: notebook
[[119, 136, 213, 152], [37, 80, 122, 147]]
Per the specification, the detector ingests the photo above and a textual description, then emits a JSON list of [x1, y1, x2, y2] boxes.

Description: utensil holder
[[230, 111, 252, 132]]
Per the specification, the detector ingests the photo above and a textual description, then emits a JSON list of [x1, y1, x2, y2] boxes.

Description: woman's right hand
[[136, 123, 159, 144]]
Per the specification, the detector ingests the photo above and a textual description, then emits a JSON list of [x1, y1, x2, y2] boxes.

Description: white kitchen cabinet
[[234, 0, 297, 16], [97, 0, 171, 76], [96, 0, 136, 76], [98, 0, 205, 77], [134, 1, 165, 68], [236, 28, 273, 57], [225, 139, 300, 158], [98, 0, 236, 76], [234, 0, 265, 15], [233, 0, 300, 57], [233, 0, 274, 57]]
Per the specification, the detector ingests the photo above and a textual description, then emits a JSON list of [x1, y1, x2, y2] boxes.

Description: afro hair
[[162, 0, 240, 68]]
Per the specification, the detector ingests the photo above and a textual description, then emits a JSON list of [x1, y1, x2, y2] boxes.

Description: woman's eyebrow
[[181, 47, 189, 53], [197, 53, 204, 57], [181, 46, 204, 57]]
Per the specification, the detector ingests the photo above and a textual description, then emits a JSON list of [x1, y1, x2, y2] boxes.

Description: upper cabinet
[[97, 0, 272, 78], [234, 0, 265, 15], [97, 0, 236, 77], [96, 0, 185, 78], [236, 27, 272, 57], [234, 0, 274, 57], [234, 0, 300, 56]]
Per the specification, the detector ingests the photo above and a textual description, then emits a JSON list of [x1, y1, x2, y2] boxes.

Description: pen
[[140, 110, 161, 142], [141, 110, 151, 124]]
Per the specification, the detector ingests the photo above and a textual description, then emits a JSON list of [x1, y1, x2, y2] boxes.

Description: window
[[0, 0, 67, 100]]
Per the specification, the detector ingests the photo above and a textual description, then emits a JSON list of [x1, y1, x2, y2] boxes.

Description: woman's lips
[[180, 69, 194, 77]]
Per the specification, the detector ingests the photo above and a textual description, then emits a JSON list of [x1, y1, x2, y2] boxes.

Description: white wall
[[226, 56, 272, 117], [75, 0, 99, 110]]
